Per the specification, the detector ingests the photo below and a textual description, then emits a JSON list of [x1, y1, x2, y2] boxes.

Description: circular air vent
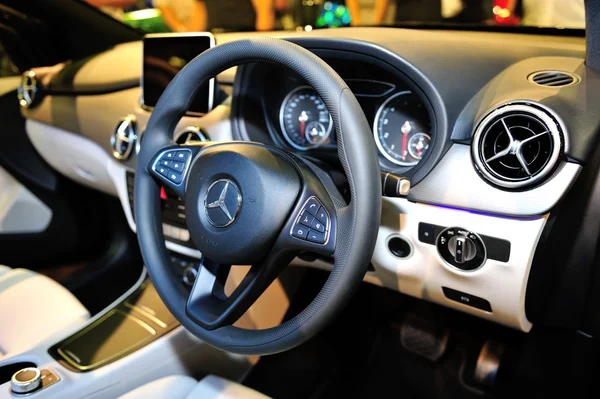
[[472, 102, 565, 189], [528, 71, 579, 88], [17, 70, 39, 108], [175, 126, 208, 144], [111, 115, 136, 160]]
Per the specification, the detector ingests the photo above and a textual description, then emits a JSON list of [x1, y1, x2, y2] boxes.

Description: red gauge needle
[[401, 121, 411, 160], [298, 111, 308, 143]]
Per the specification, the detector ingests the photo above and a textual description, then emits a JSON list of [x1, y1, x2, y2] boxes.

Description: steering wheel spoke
[[186, 250, 294, 330], [148, 144, 204, 198]]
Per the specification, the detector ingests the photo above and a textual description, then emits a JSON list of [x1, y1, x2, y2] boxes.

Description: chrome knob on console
[[11, 367, 41, 394], [448, 235, 477, 264], [436, 227, 487, 271]]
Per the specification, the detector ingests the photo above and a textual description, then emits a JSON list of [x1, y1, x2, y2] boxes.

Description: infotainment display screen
[[142, 33, 215, 114]]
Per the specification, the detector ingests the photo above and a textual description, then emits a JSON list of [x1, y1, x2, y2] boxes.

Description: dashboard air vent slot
[[472, 103, 565, 190], [175, 126, 208, 145], [110, 115, 136, 160], [528, 71, 579, 88]]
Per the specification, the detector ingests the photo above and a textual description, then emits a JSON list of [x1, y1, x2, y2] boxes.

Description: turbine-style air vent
[[175, 126, 208, 144], [472, 103, 565, 190], [528, 71, 579, 88]]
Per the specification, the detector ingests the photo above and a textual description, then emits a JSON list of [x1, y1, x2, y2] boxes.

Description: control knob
[[11, 367, 41, 394], [436, 227, 486, 271]]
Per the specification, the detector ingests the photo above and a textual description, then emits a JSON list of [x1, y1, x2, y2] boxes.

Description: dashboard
[[17, 27, 598, 335]]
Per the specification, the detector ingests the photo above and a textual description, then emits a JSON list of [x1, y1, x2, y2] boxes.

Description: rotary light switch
[[436, 227, 486, 271]]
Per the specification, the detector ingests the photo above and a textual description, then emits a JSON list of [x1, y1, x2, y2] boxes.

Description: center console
[[49, 281, 178, 372]]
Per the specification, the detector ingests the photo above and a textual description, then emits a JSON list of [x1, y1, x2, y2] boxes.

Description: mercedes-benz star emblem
[[204, 179, 242, 228]]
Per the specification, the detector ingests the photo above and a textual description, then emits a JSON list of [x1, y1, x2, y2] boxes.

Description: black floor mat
[[243, 270, 493, 399]]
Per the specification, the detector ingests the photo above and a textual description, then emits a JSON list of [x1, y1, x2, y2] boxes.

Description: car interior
[[0, 0, 599, 397]]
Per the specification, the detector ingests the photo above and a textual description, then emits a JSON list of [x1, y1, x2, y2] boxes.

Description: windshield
[[84, 0, 585, 33]]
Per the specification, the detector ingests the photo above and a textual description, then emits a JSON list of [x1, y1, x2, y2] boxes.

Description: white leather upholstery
[[119, 375, 271, 399], [0, 266, 89, 359]]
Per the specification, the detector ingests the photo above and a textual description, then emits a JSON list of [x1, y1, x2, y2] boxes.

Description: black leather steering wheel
[[135, 37, 381, 355]]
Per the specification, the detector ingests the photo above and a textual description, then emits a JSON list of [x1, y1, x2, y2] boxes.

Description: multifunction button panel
[[291, 197, 330, 244], [153, 149, 192, 185]]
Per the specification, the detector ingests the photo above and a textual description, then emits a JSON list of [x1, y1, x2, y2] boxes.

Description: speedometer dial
[[279, 86, 333, 150], [374, 91, 431, 167]]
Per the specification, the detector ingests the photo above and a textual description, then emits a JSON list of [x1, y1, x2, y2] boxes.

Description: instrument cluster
[[276, 81, 432, 170]]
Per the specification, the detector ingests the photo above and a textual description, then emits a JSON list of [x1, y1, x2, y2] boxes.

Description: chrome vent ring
[[472, 102, 566, 190], [111, 115, 137, 160], [175, 126, 208, 144]]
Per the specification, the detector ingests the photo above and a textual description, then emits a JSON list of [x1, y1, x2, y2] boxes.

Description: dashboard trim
[[409, 144, 581, 217]]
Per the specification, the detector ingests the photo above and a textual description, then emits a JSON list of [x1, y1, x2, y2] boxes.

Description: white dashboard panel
[[26, 120, 118, 196], [409, 144, 581, 217], [371, 198, 546, 332]]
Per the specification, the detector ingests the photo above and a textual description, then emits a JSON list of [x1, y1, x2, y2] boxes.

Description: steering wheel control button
[[157, 166, 170, 178], [315, 207, 328, 225], [310, 218, 325, 233], [175, 151, 190, 162], [168, 170, 183, 184], [291, 197, 330, 244], [436, 227, 486, 271], [307, 230, 326, 244], [11, 367, 42, 394], [305, 198, 321, 215], [442, 287, 492, 312], [299, 212, 314, 228], [292, 223, 309, 239], [153, 149, 192, 187]]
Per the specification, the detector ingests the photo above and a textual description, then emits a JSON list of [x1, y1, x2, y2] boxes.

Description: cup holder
[[0, 362, 36, 385]]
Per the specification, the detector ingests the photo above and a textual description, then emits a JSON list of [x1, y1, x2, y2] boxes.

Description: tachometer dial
[[373, 91, 431, 167], [279, 86, 332, 150]]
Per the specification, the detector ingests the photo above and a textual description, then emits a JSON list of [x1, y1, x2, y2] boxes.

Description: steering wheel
[[135, 37, 381, 355]]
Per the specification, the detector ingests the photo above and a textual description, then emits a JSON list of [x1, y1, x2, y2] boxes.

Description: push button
[[299, 212, 314, 228], [307, 230, 326, 244], [157, 166, 170, 178], [175, 151, 190, 163], [310, 218, 325, 233], [442, 287, 492, 312], [305, 198, 320, 215], [159, 159, 172, 168], [315, 207, 328, 225], [418, 223, 436, 245], [292, 223, 309, 240], [167, 170, 183, 184], [171, 161, 184, 171], [162, 152, 176, 161]]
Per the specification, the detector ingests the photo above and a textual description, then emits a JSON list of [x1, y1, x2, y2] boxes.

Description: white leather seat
[[0, 265, 89, 359], [119, 375, 271, 399]]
